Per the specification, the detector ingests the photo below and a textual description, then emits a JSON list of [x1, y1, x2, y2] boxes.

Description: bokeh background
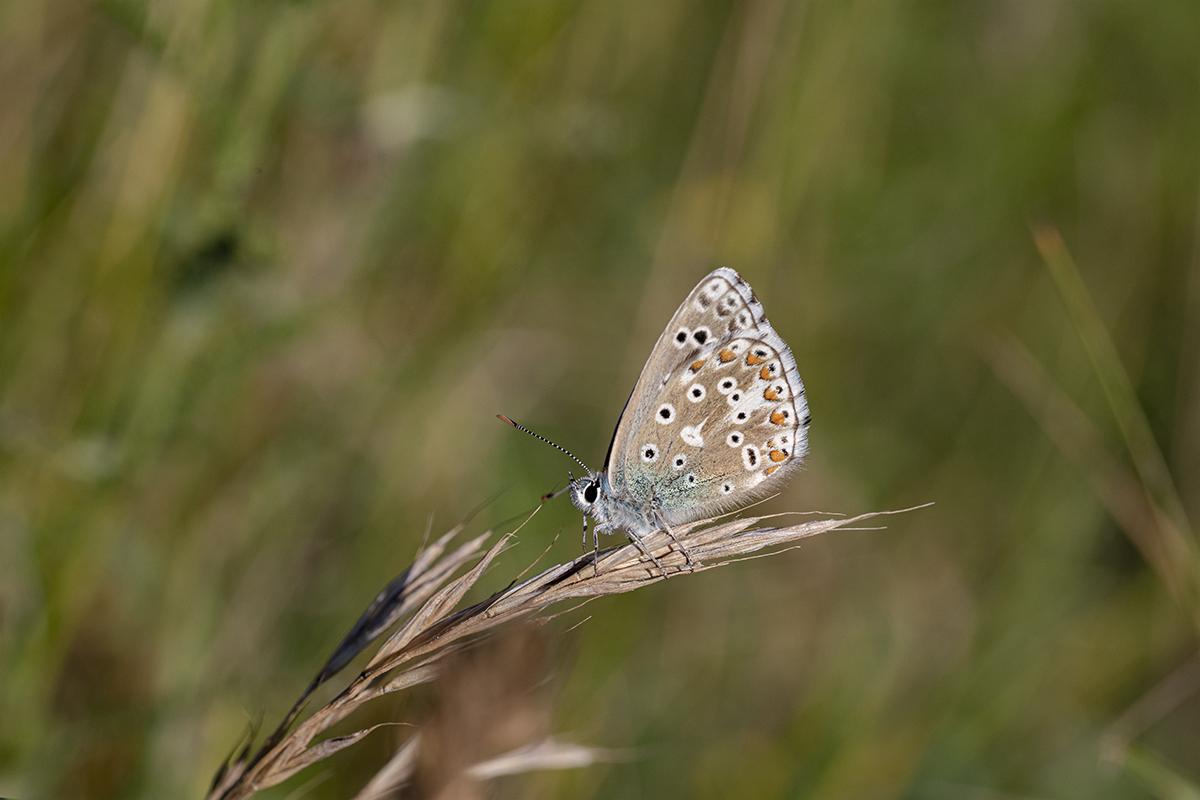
[[2, 1, 1199, 798]]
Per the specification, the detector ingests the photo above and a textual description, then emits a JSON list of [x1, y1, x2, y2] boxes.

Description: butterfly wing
[[604, 268, 809, 529]]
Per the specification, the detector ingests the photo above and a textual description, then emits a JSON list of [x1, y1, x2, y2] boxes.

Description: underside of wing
[[605, 268, 809, 524]]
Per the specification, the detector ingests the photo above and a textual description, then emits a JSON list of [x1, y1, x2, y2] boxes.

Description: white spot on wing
[[681, 422, 705, 447]]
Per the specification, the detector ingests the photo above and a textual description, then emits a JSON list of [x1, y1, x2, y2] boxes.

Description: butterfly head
[[496, 414, 610, 520], [568, 471, 607, 516]]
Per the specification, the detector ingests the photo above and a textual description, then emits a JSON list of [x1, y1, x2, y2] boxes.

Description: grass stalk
[[206, 505, 912, 799]]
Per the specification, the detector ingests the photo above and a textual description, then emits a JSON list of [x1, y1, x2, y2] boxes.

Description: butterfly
[[503, 268, 809, 574]]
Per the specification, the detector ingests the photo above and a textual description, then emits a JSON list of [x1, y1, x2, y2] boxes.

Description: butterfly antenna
[[497, 415, 591, 472]]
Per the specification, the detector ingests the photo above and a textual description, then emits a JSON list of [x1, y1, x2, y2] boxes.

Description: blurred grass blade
[[1035, 225, 1200, 620], [352, 735, 421, 800], [1102, 653, 1200, 768], [466, 738, 626, 780], [986, 332, 1199, 625], [1034, 226, 1185, 520], [1120, 744, 1200, 800]]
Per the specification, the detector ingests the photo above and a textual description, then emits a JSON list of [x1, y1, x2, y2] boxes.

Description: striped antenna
[[497, 414, 591, 473]]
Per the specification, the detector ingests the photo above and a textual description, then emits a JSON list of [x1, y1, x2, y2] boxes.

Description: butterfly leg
[[625, 531, 669, 578], [583, 516, 601, 576], [651, 507, 697, 571]]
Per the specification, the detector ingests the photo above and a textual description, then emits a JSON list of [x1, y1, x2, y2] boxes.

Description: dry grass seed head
[[207, 506, 919, 799]]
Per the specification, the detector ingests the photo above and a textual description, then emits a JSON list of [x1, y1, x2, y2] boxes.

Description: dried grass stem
[[207, 506, 918, 799]]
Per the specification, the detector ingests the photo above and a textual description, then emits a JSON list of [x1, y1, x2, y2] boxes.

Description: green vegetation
[[1, 1, 1197, 798]]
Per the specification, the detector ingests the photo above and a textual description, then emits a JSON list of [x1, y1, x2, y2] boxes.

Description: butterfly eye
[[583, 483, 599, 503]]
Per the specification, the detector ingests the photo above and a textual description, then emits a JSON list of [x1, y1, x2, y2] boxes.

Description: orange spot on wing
[[760, 366, 772, 380], [720, 348, 735, 363], [764, 387, 779, 401], [770, 410, 788, 425], [770, 449, 788, 462], [746, 352, 767, 366], [766, 465, 780, 475], [690, 359, 706, 372]]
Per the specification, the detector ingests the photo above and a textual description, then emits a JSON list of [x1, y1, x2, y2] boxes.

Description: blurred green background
[[2, 0, 1199, 797]]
